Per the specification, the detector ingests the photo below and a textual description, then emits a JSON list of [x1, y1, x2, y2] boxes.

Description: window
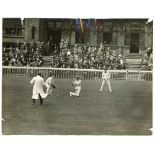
[[56, 22, 61, 28], [17, 28, 22, 35], [3, 18, 23, 36], [4, 28, 16, 35], [103, 32, 112, 44]]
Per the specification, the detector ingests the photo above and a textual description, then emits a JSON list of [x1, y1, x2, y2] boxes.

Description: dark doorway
[[48, 30, 61, 52], [130, 33, 139, 53], [103, 32, 112, 44]]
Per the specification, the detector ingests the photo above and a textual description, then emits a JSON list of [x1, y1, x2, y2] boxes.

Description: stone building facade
[[3, 18, 153, 55]]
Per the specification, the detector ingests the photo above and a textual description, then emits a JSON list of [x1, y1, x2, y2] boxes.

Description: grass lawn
[[2, 76, 152, 135]]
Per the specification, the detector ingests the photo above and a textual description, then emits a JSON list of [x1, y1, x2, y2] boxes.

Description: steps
[[126, 59, 142, 69], [125, 54, 143, 59], [125, 54, 142, 69]]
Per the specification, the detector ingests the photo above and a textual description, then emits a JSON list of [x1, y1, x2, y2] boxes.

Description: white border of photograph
[[0, 0, 154, 155]]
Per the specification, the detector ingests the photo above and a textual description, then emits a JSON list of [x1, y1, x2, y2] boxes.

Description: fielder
[[70, 76, 81, 97], [45, 72, 56, 96], [99, 67, 112, 92], [30, 72, 47, 105]]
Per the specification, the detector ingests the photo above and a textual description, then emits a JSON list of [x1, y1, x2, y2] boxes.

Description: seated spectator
[[146, 47, 152, 57], [140, 48, 153, 71], [2, 40, 130, 70], [3, 41, 44, 67]]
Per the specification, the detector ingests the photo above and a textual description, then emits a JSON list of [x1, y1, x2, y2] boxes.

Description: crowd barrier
[[2, 66, 152, 81]]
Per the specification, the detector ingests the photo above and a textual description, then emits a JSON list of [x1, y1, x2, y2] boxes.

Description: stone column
[[70, 31, 75, 45], [90, 29, 97, 46], [117, 31, 125, 47], [24, 18, 40, 41]]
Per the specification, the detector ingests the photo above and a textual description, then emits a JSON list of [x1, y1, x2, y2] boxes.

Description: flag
[[76, 19, 78, 32], [88, 19, 91, 30], [80, 19, 83, 33]]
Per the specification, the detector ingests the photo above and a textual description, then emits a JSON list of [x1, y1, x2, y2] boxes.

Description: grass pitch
[[2, 77, 152, 135]]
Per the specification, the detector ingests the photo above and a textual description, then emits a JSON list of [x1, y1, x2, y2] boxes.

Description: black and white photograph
[[1, 0, 155, 155], [2, 18, 153, 135]]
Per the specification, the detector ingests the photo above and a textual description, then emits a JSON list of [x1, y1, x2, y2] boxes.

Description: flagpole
[[80, 19, 83, 33]]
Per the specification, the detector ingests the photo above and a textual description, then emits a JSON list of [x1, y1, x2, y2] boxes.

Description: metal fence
[[2, 66, 152, 81]]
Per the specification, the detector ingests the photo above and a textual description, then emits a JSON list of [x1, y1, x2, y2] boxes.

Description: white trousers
[[32, 90, 47, 99], [100, 79, 112, 92], [46, 84, 54, 95], [70, 86, 81, 96]]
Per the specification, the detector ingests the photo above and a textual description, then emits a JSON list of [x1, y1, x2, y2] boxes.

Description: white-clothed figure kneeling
[[70, 76, 81, 97], [70, 86, 81, 96]]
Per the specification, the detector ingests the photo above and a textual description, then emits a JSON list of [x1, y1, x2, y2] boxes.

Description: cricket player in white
[[45, 72, 55, 96], [30, 72, 47, 105], [100, 67, 112, 92], [70, 76, 81, 97]]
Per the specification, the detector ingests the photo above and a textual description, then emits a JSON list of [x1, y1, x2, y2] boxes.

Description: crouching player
[[45, 72, 56, 96], [70, 76, 81, 97], [99, 67, 112, 92]]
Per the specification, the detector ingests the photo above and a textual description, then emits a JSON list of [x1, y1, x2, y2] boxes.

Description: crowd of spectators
[[2, 39, 127, 70], [140, 47, 153, 71], [3, 39, 153, 71], [50, 40, 127, 70], [2, 41, 44, 67]]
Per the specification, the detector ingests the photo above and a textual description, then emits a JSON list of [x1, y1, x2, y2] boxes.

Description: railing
[[2, 66, 152, 81]]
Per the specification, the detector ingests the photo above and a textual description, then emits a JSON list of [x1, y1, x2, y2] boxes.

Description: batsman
[[45, 72, 56, 96]]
